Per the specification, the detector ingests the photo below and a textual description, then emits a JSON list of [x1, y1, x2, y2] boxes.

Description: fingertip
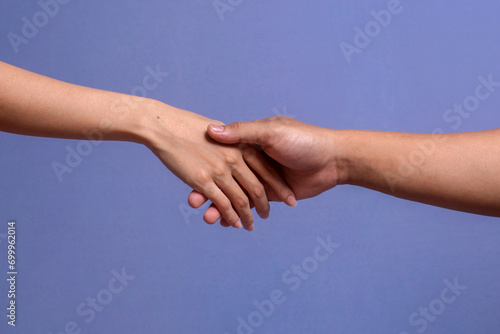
[[204, 217, 217, 225], [234, 219, 243, 229], [188, 190, 208, 208], [208, 124, 225, 133], [203, 205, 222, 224], [207, 122, 242, 144], [258, 210, 270, 219], [286, 194, 297, 207]]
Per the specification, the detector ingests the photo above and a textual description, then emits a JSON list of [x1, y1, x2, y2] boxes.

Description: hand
[[141, 104, 296, 231], [0, 60, 292, 230], [188, 116, 347, 226]]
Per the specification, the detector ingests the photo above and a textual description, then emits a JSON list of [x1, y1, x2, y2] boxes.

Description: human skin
[[188, 116, 500, 226], [0, 61, 296, 231]]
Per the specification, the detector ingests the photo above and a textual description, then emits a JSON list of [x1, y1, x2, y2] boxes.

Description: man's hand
[[190, 116, 500, 222], [188, 117, 347, 226]]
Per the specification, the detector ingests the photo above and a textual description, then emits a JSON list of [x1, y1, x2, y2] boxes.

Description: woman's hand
[[0, 61, 295, 230], [138, 102, 296, 231]]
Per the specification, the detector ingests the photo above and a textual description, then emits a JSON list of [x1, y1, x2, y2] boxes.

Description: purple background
[[1, 0, 499, 333]]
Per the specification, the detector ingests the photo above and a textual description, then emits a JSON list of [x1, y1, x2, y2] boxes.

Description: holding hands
[[2, 60, 499, 229], [188, 117, 346, 226], [140, 105, 297, 231]]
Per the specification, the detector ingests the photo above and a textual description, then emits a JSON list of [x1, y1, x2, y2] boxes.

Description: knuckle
[[268, 115, 284, 123], [189, 169, 211, 187], [267, 116, 293, 135], [278, 184, 292, 198], [212, 163, 227, 179], [244, 217, 254, 227], [217, 199, 232, 212], [260, 117, 285, 143], [241, 211, 254, 224], [224, 153, 239, 166], [234, 196, 250, 211], [267, 116, 290, 127], [257, 199, 270, 213], [251, 183, 266, 199], [230, 121, 245, 132]]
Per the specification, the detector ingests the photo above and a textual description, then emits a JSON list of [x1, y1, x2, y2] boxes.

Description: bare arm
[[0, 62, 296, 230], [0, 61, 143, 141], [338, 128, 500, 216]]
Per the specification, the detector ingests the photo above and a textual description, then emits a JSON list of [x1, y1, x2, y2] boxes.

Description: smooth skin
[[0, 61, 297, 231], [188, 116, 500, 226]]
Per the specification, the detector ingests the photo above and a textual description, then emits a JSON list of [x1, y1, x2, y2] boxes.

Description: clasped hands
[[177, 115, 342, 231], [3, 60, 498, 222]]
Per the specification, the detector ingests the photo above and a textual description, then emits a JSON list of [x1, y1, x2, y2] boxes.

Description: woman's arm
[[0, 62, 296, 231]]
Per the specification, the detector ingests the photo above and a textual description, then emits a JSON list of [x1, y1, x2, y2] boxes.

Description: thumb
[[207, 119, 272, 146]]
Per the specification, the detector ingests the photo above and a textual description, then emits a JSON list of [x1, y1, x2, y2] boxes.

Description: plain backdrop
[[1, 1, 499, 333]]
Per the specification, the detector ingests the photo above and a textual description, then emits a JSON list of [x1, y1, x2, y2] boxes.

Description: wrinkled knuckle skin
[[230, 121, 245, 133], [241, 212, 254, 225], [224, 153, 239, 167], [268, 116, 291, 127], [212, 163, 228, 179], [262, 116, 289, 142], [234, 197, 250, 211], [244, 219, 254, 227], [189, 169, 211, 188], [217, 199, 232, 213], [251, 184, 265, 199]]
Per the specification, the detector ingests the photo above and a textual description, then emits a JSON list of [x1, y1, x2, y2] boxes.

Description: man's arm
[[190, 116, 500, 223], [0, 62, 296, 230], [337, 128, 500, 217]]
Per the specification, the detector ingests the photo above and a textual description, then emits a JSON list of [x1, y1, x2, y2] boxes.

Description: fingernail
[[209, 124, 225, 133], [286, 195, 297, 207], [234, 219, 242, 229], [247, 224, 255, 232]]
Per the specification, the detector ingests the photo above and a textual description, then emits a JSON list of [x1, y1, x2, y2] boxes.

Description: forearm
[[0, 61, 152, 143], [336, 129, 500, 217]]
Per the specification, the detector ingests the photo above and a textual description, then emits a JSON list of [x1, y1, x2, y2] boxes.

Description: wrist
[[131, 99, 222, 152], [326, 129, 352, 186], [96, 93, 163, 145], [334, 129, 396, 189], [125, 98, 173, 148]]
